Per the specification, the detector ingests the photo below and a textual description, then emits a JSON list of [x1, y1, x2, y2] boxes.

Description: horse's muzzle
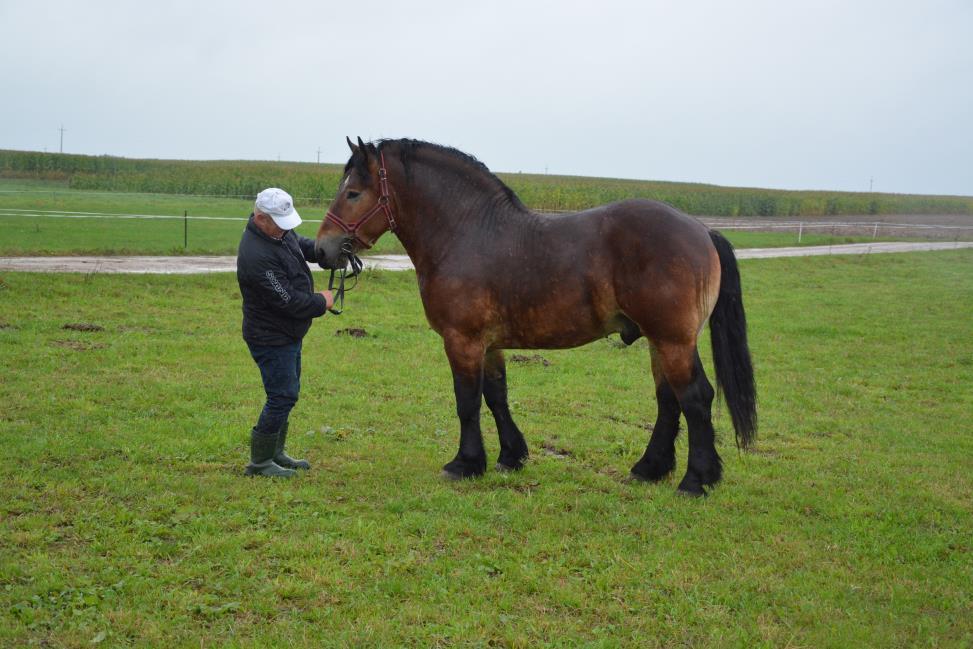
[[315, 235, 352, 270]]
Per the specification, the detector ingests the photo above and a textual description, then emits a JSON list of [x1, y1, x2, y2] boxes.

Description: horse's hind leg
[[441, 331, 488, 479], [630, 345, 681, 482], [657, 342, 722, 496], [483, 350, 529, 471]]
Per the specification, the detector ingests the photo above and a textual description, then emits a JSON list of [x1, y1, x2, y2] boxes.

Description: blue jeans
[[247, 340, 302, 436]]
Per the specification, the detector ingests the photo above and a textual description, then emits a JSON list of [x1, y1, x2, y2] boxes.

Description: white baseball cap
[[255, 187, 302, 230]]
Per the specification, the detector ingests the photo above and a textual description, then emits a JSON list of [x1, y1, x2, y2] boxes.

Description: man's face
[[255, 211, 286, 237]]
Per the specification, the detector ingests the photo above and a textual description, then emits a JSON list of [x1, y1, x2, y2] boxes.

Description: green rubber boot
[[274, 422, 310, 470], [244, 428, 296, 478]]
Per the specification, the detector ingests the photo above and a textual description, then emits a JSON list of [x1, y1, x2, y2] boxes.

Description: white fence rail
[[1, 207, 971, 243], [0, 207, 246, 221]]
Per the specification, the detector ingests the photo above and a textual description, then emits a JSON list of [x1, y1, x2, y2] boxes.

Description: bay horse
[[316, 137, 756, 496]]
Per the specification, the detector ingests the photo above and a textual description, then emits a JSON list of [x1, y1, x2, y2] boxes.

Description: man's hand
[[320, 290, 335, 310]]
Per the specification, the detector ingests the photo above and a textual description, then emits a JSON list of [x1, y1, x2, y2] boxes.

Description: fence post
[[872, 222, 879, 239], [184, 210, 188, 249], [797, 222, 803, 243]]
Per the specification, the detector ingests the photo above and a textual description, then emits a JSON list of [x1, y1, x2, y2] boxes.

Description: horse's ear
[[357, 137, 369, 161], [346, 136, 358, 154]]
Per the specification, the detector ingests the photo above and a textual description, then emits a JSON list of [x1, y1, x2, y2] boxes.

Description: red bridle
[[325, 151, 397, 249]]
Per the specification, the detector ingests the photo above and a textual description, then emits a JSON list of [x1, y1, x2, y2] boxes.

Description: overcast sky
[[2, 0, 971, 195]]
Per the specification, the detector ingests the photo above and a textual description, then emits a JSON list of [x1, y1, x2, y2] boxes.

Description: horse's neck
[[394, 166, 531, 269]]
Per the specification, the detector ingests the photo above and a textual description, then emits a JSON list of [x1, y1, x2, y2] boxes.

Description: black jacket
[[237, 215, 327, 346]]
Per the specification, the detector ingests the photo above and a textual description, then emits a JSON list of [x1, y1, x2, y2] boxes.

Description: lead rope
[[327, 241, 364, 315]]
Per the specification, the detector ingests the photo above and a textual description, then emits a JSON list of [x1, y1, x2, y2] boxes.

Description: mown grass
[[1, 179, 879, 257], [4, 148, 973, 216], [1, 251, 971, 647], [0, 178, 403, 256]]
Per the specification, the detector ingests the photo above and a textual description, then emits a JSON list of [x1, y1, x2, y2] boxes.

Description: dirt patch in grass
[[509, 353, 551, 366], [540, 441, 573, 458], [335, 327, 368, 338], [52, 339, 106, 351], [62, 322, 104, 332], [511, 480, 541, 494], [606, 414, 654, 431]]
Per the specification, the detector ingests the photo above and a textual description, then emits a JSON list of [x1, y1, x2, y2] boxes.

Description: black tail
[[708, 230, 757, 449]]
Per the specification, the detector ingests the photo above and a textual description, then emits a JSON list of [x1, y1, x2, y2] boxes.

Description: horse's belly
[[421, 267, 625, 351], [493, 311, 617, 350]]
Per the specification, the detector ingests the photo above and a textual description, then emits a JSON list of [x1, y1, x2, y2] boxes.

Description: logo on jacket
[[265, 270, 291, 303]]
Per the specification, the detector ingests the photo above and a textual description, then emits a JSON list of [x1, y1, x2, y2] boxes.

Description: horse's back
[[541, 199, 715, 274], [602, 199, 710, 243], [542, 199, 710, 248]]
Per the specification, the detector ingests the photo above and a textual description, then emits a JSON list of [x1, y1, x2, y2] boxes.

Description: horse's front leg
[[483, 349, 529, 471], [441, 331, 487, 479]]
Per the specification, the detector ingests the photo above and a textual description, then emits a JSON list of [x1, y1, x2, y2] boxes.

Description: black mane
[[378, 138, 527, 212]]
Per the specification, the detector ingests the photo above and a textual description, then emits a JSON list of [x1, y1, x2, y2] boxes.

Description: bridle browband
[[325, 151, 397, 249]]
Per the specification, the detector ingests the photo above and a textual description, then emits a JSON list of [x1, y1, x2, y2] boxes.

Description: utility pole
[[317, 147, 321, 164], [59, 125, 66, 153], [869, 177, 874, 192]]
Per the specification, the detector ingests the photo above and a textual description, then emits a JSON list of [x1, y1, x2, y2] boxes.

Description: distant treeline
[[3, 149, 971, 217]]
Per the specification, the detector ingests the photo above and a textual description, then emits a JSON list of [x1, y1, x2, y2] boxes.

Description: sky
[[1, 0, 971, 196]]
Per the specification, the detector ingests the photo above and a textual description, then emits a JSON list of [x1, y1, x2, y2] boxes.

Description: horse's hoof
[[441, 458, 486, 480], [630, 453, 675, 483], [627, 471, 650, 484], [676, 475, 707, 497], [495, 453, 527, 472], [440, 469, 465, 481], [677, 487, 706, 498]]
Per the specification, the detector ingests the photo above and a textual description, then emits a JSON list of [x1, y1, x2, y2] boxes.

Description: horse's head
[[315, 137, 397, 269]]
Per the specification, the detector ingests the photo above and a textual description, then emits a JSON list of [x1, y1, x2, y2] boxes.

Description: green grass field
[[1, 251, 971, 647], [1, 179, 884, 257]]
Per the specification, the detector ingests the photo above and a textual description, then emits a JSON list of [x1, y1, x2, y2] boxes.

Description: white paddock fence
[[693, 218, 973, 242], [1, 207, 971, 243]]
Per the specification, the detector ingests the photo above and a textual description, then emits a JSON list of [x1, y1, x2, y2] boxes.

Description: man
[[237, 187, 334, 478]]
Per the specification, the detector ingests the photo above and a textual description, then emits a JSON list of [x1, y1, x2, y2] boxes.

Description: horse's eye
[[347, 190, 361, 200]]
